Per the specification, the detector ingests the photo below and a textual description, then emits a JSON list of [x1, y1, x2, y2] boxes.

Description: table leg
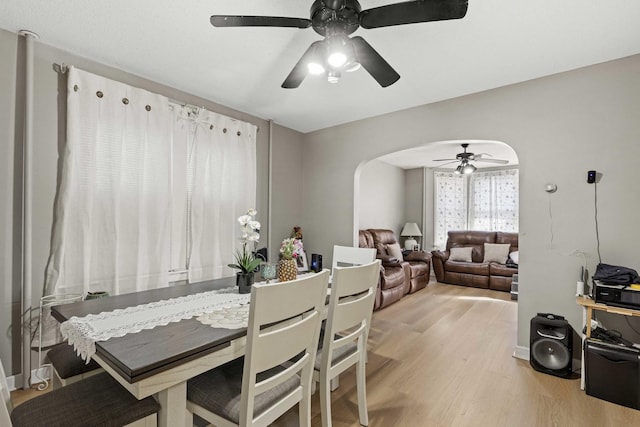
[[158, 381, 187, 427]]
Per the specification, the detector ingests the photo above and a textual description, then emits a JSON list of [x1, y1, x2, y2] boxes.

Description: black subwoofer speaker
[[530, 313, 574, 378]]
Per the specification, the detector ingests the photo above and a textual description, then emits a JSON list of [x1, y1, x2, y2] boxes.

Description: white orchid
[[229, 209, 262, 274]]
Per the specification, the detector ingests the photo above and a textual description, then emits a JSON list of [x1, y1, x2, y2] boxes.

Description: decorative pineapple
[[278, 258, 297, 282], [278, 238, 303, 282]]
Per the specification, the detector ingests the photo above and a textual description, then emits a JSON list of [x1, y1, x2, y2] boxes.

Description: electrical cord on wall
[[547, 192, 554, 247], [594, 181, 602, 264]]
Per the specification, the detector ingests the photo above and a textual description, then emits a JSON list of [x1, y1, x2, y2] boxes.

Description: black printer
[[595, 282, 640, 310]]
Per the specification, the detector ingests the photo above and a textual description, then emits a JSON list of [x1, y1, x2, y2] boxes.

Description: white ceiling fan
[[433, 143, 509, 174]]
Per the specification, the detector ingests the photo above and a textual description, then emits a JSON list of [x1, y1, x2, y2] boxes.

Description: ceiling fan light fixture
[[327, 69, 341, 83], [326, 35, 348, 68], [342, 41, 360, 72], [454, 164, 463, 175], [306, 41, 327, 75], [344, 60, 361, 72], [327, 51, 347, 67], [462, 163, 477, 174], [307, 61, 325, 75]]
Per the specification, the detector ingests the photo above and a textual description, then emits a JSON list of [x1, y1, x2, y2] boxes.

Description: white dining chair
[[0, 357, 160, 427], [314, 259, 380, 427], [331, 245, 376, 272], [186, 270, 330, 427]]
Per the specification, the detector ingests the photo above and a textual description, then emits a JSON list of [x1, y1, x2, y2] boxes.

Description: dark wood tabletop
[[51, 277, 248, 383]]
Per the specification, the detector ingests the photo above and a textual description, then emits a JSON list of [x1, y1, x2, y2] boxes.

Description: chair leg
[[356, 360, 369, 426], [299, 390, 312, 427], [319, 375, 333, 427]]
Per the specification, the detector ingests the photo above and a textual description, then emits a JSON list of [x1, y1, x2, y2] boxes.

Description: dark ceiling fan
[[210, 0, 469, 88], [434, 143, 509, 174]]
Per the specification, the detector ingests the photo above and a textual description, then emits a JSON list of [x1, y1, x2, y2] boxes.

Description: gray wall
[[358, 159, 405, 233], [0, 28, 302, 375], [301, 54, 640, 349], [270, 124, 304, 261], [404, 168, 425, 249]]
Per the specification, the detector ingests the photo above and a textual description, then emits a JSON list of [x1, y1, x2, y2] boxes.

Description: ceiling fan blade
[[436, 160, 459, 167], [211, 15, 312, 28], [359, 0, 468, 29], [351, 37, 400, 87], [433, 158, 457, 162], [281, 41, 323, 89], [475, 158, 509, 164]]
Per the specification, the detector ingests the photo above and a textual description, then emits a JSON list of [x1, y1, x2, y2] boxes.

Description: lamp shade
[[400, 222, 422, 237]]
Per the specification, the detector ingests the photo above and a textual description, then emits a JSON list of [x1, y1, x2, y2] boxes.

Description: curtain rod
[[53, 62, 259, 131]]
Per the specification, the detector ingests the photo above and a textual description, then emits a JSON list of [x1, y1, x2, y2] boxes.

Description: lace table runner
[[197, 304, 250, 330], [60, 286, 250, 361]]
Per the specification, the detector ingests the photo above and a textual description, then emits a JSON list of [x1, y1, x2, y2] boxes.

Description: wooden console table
[[577, 296, 640, 336]]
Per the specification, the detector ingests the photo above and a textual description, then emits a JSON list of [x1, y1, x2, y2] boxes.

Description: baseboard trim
[[6, 366, 52, 391], [513, 345, 530, 361]]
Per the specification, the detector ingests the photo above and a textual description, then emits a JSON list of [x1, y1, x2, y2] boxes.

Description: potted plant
[[228, 209, 261, 293]]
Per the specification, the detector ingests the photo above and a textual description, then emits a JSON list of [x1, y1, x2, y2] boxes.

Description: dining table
[[51, 276, 253, 427]]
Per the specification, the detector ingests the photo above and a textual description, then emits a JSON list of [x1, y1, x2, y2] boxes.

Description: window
[[45, 68, 256, 298], [433, 169, 518, 249]]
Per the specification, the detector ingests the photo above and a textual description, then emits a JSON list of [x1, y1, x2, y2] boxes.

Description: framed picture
[[296, 251, 309, 272]]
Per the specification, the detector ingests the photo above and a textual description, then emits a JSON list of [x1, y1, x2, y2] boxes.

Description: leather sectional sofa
[[431, 230, 518, 292], [359, 229, 432, 310]]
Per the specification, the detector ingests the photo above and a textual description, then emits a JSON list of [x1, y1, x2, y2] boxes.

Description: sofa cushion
[[509, 251, 519, 265], [483, 243, 510, 264], [445, 261, 490, 276], [446, 231, 496, 262], [490, 262, 518, 277], [386, 242, 404, 262], [408, 262, 430, 278], [496, 232, 518, 252], [359, 230, 375, 249], [380, 265, 406, 290], [450, 247, 472, 262]]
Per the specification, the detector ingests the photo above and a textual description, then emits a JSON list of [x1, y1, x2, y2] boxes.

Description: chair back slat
[[0, 359, 13, 426], [332, 294, 373, 335], [252, 310, 320, 373], [331, 246, 376, 272]]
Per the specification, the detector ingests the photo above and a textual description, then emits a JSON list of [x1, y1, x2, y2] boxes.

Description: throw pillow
[[509, 251, 519, 265], [386, 242, 404, 262], [449, 247, 473, 262], [483, 243, 511, 264]]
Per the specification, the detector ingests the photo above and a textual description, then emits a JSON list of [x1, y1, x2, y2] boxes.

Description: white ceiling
[[377, 140, 518, 170], [1, 0, 639, 135]]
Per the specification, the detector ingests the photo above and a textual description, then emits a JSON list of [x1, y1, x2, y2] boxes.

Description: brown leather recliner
[[431, 230, 518, 291], [359, 229, 432, 310], [359, 230, 407, 310]]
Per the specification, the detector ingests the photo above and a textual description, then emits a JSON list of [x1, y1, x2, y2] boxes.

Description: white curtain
[[433, 171, 467, 249], [174, 108, 257, 282], [44, 67, 172, 297], [469, 169, 519, 231]]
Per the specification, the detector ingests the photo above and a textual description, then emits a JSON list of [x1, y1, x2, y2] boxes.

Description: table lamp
[[400, 222, 422, 251]]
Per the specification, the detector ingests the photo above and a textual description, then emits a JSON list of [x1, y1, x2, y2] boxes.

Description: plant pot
[[278, 259, 297, 283], [236, 272, 255, 294], [85, 291, 109, 300]]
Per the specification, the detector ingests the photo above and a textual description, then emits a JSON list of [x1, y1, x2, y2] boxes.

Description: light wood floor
[[13, 282, 640, 426]]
